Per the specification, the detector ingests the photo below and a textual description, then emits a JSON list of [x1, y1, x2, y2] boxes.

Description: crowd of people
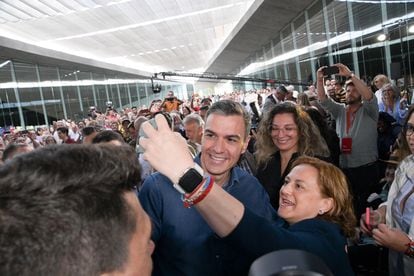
[[1, 63, 414, 275]]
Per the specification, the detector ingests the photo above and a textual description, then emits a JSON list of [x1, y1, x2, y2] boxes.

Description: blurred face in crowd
[[184, 122, 203, 144], [57, 130, 66, 140], [150, 100, 162, 113], [110, 122, 119, 131], [78, 121, 85, 130], [384, 165, 396, 183], [128, 126, 137, 139], [406, 112, 414, 154], [278, 164, 333, 224], [201, 114, 248, 186], [182, 106, 191, 117], [275, 88, 285, 102], [382, 86, 396, 106], [284, 92, 292, 101], [374, 77, 387, 90], [44, 136, 56, 145], [271, 113, 299, 155], [326, 83, 335, 97], [345, 84, 362, 105]]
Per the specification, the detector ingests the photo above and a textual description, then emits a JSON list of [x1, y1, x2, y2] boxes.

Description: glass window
[[92, 72, 108, 112], [38, 65, 64, 124], [13, 62, 45, 126], [0, 59, 16, 127], [118, 82, 130, 107], [59, 68, 80, 121], [76, 71, 95, 119], [129, 83, 139, 104]]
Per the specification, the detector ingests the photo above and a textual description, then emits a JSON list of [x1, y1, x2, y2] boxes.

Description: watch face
[[179, 168, 204, 193]]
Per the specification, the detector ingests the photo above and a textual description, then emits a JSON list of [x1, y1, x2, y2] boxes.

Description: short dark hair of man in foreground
[[0, 144, 154, 276]]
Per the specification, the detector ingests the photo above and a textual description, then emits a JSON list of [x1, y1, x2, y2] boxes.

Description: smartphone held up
[[323, 66, 339, 76]]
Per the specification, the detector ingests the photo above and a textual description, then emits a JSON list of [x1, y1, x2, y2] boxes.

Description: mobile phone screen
[[323, 66, 339, 76]]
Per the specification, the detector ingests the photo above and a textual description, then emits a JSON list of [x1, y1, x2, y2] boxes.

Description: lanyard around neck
[[346, 104, 361, 134]]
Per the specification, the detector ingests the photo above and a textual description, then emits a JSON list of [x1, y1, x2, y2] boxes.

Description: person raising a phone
[[161, 91, 183, 112], [316, 63, 380, 220]]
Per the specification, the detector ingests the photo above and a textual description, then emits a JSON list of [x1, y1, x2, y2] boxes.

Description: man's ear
[[241, 135, 250, 154]]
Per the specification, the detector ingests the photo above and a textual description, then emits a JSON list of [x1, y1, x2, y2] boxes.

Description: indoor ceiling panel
[[0, 2, 31, 22], [5, 1, 44, 19], [19, 0, 61, 17], [0, 0, 255, 73], [0, 0, 313, 76]]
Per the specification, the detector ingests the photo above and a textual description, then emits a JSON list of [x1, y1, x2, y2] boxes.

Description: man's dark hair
[[2, 143, 31, 162], [81, 126, 102, 136], [0, 144, 141, 275], [200, 105, 209, 112], [56, 126, 69, 135], [91, 130, 125, 144], [206, 100, 251, 140], [201, 98, 212, 105]]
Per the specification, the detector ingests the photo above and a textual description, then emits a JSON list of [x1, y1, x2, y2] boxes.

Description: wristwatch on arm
[[173, 163, 204, 194]]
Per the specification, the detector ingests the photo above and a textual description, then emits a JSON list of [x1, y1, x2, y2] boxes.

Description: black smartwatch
[[174, 163, 204, 194]]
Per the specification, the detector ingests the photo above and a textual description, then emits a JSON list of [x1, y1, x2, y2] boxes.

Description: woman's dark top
[[224, 208, 355, 276], [256, 151, 299, 209]]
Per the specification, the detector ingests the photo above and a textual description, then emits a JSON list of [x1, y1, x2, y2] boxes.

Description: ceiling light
[[409, 24, 414, 34], [377, 34, 387, 41]]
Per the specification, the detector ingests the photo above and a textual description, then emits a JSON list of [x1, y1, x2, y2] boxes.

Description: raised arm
[[139, 114, 244, 237], [316, 66, 327, 101]]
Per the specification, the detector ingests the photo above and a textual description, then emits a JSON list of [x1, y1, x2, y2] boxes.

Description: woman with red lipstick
[[255, 102, 330, 209]]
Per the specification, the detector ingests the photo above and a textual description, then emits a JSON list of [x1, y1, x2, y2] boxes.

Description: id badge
[[341, 137, 352, 154]]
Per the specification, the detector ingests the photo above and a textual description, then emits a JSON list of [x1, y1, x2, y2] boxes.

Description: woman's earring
[[318, 210, 324, 215]]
